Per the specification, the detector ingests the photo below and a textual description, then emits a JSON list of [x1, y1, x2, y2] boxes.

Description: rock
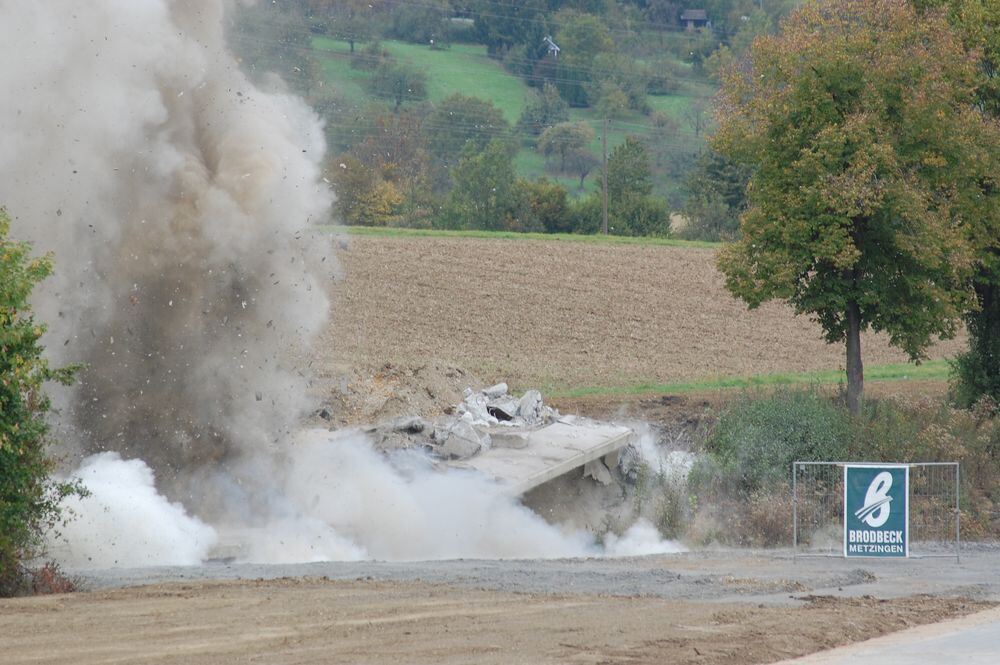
[[487, 397, 519, 421], [458, 392, 497, 425], [374, 430, 421, 452], [389, 415, 427, 434], [583, 459, 613, 485], [437, 420, 488, 460], [517, 390, 544, 423], [482, 382, 509, 399]]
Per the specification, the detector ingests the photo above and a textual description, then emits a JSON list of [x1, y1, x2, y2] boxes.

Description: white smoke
[[272, 430, 596, 561], [48, 430, 687, 567], [603, 519, 685, 557], [49, 431, 598, 566], [49, 453, 217, 568]]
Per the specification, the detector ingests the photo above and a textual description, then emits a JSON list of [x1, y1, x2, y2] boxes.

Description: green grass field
[[545, 360, 952, 399], [312, 38, 530, 122], [323, 224, 721, 248]]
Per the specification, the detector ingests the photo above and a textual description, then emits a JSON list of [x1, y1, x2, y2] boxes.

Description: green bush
[[700, 388, 852, 495], [0, 210, 83, 596], [686, 389, 1000, 545]]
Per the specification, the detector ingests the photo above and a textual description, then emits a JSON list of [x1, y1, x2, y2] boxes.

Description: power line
[[230, 30, 723, 91], [293, 0, 740, 40], [228, 34, 718, 129]]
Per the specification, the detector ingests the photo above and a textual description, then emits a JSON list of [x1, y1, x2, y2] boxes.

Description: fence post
[[955, 463, 961, 563], [792, 462, 798, 560]]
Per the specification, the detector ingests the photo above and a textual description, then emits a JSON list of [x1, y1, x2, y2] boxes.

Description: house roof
[[680, 9, 708, 21]]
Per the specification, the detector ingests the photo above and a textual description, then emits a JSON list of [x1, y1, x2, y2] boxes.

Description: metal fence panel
[[793, 461, 959, 560]]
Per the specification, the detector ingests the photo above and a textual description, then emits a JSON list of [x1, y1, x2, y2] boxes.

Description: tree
[[565, 149, 600, 190], [554, 11, 615, 106], [918, 0, 1000, 407], [367, 61, 428, 111], [605, 137, 671, 236], [472, 0, 550, 57], [537, 121, 595, 172], [330, 156, 404, 226], [524, 179, 573, 233], [646, 111, 681, 171], [441, 140, 532, 231], [607, 136, 653, 202], [592, 82, 631, 119], [324, 0, 380, 53], [729, 8, 774, 57], [351, 111, 437, 223], [714, 0, 1000, 413], [588, 53, 651, 112], [643, 0, 681, 26], [516, 82, 570, 137], [387, 0, 452, 46], [681, 148, 750, 241], [0, 210, 82, 596], [425, 95, 513, 168], [229, 3, 321, 96], [683, 99, 708, 137]]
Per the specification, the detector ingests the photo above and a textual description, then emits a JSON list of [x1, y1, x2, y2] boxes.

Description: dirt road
[[6, 549, 998, 664], [0, 578, 987, 665]]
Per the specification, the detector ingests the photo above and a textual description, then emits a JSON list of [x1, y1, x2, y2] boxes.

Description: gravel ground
[[7, 549, 992, 664], [74, 547, 1000, 604], [3, 578, 987, 665]]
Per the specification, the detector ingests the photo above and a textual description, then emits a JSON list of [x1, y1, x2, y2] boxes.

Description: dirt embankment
[[0, 578, 988, 665], [315, 235, 962, 424]]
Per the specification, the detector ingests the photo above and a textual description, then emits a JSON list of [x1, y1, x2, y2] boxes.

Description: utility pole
[[601, 117, 609, 235]]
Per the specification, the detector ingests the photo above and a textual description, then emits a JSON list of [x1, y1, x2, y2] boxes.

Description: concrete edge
[[771, 605, 1000, 664]]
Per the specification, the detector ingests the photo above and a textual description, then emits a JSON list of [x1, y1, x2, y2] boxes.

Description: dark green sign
[[844, 465, 908, 558]]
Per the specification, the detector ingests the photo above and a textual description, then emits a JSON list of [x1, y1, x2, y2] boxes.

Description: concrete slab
[[445, 420, 634, 496], [772, 606, 1000, 664]]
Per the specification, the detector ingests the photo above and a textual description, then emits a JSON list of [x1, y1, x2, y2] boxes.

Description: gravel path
[[75, 547, 1000, 605]]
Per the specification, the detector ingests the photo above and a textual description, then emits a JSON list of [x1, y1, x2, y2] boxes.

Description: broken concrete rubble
[[457, 385, 557, 430], [517, 390, 543, 422], [361, 384, 636, 496], [435, 419, 490, 460], [482, 382, 508, 399]]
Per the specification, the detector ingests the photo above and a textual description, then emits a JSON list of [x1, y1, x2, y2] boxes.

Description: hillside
[[310, 37, 711, 201]]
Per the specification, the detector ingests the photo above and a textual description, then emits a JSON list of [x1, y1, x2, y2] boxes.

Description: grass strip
[[544, 360, 951, 399], [322, 225, 721, 249]]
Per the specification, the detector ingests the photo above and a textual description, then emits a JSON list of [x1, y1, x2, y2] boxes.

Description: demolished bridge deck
[[445, 420, 634, 496]]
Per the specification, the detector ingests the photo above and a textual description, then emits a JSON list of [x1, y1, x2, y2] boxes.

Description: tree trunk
[[846, 299, 864, 414]]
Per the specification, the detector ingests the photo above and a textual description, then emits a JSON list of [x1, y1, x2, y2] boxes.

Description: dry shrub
[[29, 563, 77, 595]]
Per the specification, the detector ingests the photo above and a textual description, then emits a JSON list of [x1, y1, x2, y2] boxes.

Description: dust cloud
[[0, 0, 331, 498], [48, 453, 218, 568], [2, 0, 682, 567]]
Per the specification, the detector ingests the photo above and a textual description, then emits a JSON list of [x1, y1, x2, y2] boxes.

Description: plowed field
[[321, 235, 963, 393]]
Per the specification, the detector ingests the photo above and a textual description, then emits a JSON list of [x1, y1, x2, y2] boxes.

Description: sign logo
[[855, 471, 893, 527], [844, 465, 908, 558]]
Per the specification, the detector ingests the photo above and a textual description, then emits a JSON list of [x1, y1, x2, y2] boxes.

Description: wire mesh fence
[[793, 462, 959, 560]]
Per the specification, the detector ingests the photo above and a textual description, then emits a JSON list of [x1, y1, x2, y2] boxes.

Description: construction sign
[[844, 465, 909, 558]]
